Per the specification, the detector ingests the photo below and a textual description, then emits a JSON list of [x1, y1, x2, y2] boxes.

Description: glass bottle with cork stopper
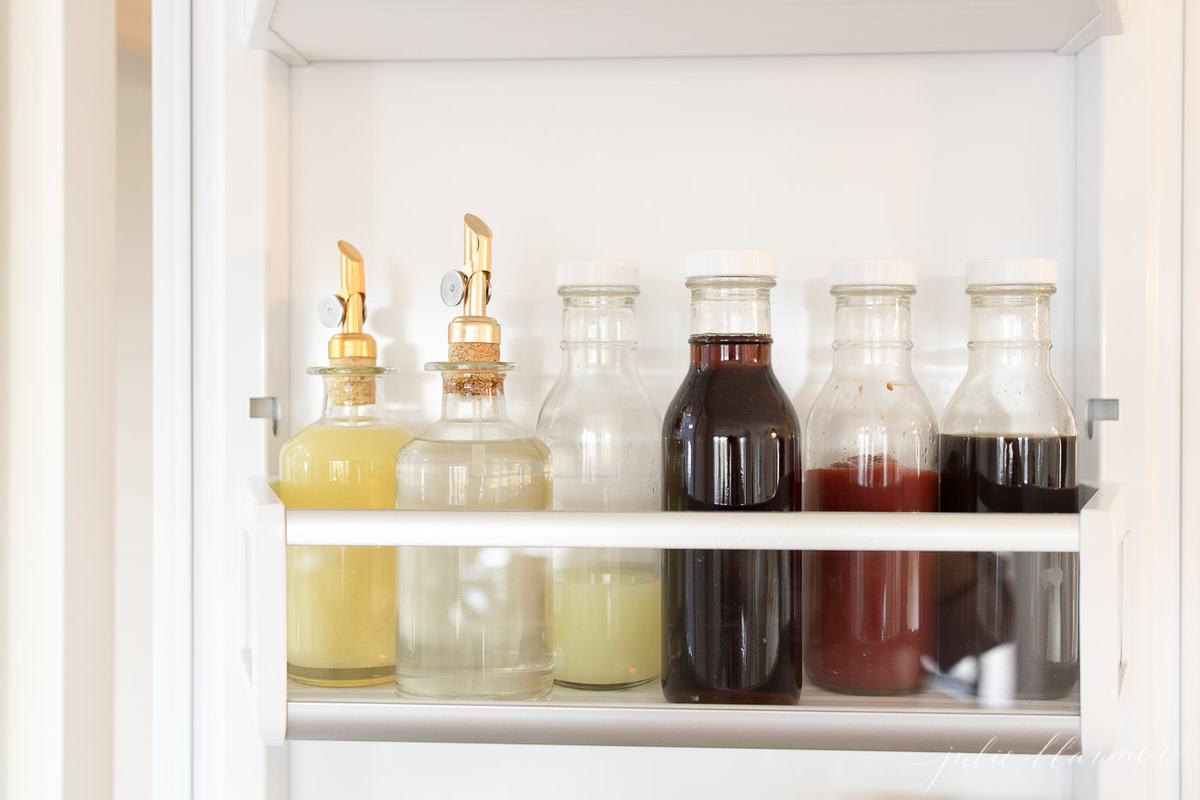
[[279, 241, 411, 687], [394, 214, 554, 700]]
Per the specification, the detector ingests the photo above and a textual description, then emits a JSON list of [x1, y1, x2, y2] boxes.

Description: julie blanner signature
[[905, 735, 1181, 793]]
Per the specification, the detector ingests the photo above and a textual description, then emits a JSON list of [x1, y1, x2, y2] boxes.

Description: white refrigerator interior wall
[[285, 52, 1079, 799], [287, 54, 1078, 448]]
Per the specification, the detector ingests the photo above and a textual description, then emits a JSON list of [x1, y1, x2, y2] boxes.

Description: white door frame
[[151, 0, 194, 796]]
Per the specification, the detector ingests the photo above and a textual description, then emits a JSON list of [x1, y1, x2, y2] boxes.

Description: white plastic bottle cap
[[829, 258, 917, 287], [555, 260, 640, 288], [684, 249, 778, 279], [966, 257, 1058, 287]]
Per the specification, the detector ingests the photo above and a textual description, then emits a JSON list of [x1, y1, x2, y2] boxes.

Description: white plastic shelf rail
[[244, 480, 1126, 755], [242, 0, 1125, 66]]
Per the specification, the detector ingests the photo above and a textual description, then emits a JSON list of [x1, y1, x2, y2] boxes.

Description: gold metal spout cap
[[326, 240, 378, 363], [441, 214, 500, 360]]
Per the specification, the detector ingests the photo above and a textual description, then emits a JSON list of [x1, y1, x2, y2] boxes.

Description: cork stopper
[[327, 357, 378, 405], [449, 342, 500, 362], [444, 370, 504, 396]]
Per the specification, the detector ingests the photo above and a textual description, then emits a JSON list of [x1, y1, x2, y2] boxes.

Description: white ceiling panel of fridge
[[243, 0, 1124, 65]]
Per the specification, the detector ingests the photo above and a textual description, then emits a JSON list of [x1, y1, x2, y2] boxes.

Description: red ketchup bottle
[[802, 260, 938, 694]]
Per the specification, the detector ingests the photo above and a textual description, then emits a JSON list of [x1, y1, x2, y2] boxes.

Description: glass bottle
[[938, 258, 1079, 701], [280, 242, 411, 687], [661, 249, 802, 705], [802, 260, 938, 695], [536, 261, 661, 690], [394, 214, 554, 700]]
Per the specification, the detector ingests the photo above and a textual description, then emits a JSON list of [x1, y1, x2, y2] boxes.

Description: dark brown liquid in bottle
[[938, 434, 1080, 700], [661, 335, 802, 704]]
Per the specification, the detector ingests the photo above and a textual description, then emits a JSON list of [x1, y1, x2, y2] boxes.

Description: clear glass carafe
[[938, 258, 1079, 701], [394, 363, 554, 700], [661, 250, 802, 705], [536, 262, 661, 690], [802, 261, 938, 695], [281, 368, 411, 686]]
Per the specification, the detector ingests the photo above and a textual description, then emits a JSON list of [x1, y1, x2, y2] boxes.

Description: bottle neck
[[321, 375, 385, 420], [967, 286, 1055, 370], [687, 276, 774, 337], [440, 373, 510, 421], [830, 288, 914, 373], [560, 288, 640, 370], [690, 336, 772, 367]]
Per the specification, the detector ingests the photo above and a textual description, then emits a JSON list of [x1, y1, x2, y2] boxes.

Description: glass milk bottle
[[280, 242, 411, 686], [536, 261, 661, 690], [394, 214, 554, 700], [802, 260, 938, 694], [938, 258, 1079, 701], [661, 250, 802, 704]]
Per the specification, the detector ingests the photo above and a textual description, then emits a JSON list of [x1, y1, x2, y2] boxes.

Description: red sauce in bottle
[[802, 458, 938, 694]]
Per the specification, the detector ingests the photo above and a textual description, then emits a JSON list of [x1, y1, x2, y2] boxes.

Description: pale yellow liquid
[[395, 437, 554, 700], [553, 564, 661, 688], [549, 479, 662, 689], [279, 420, 410, 686]]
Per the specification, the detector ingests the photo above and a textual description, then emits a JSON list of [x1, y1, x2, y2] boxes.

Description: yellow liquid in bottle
[[279, 420, 410, 687], [552, 563, 661, 689]]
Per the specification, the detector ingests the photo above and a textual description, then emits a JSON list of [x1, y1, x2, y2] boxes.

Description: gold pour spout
[[462, 213, 492, 316], [328, 240, 377, 363], [445, 214, 500, 360]]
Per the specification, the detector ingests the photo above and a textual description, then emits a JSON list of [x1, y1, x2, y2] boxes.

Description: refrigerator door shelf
[[243, 479, 1126, 754]]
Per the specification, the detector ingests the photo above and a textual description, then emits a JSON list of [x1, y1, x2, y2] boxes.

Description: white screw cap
[[684, 249, 778, 279], [556, 260, 640, 288], [830, 258, 917, 287], [966, 257, 1058, 287]]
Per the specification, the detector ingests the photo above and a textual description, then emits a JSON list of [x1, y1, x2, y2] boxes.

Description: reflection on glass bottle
[[280, 241, 410, 687], [536, 261, 661, 690], [394, 214, 554, 700], [938, 258, 1080, 701], [803, 260, 938, 695], [661, 250, 801, 705]]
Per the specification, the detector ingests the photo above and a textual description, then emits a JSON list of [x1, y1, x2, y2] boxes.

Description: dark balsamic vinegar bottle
[[661, 250, 802, 705], [938, 259, 1080, 701]]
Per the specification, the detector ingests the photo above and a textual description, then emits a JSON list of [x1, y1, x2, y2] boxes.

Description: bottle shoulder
[[805, 373, 937, 430], [398, 419, 550, 465], [941, 368, 1078, 437], [804, 374, 938, 469], [664, 365, 799, 433], [537, 376, 660, 441], [280, 417, 411, 460]]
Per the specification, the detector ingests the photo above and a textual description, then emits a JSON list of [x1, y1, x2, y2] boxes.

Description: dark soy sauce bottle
[[938, 259, 1080, 701], [661, 250, 802, 705]]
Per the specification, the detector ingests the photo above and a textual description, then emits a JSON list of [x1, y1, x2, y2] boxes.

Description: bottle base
[[805, 674, 927, 697], [397, 669, 554, 701], [554, 675, 658, 691], [288, 663, 395, 688], [661, 687, 801, 705]]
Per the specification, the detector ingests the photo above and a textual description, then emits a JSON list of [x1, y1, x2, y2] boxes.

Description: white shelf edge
[[283, 504, 1087, 553], [286, 699, 1079, 754]]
